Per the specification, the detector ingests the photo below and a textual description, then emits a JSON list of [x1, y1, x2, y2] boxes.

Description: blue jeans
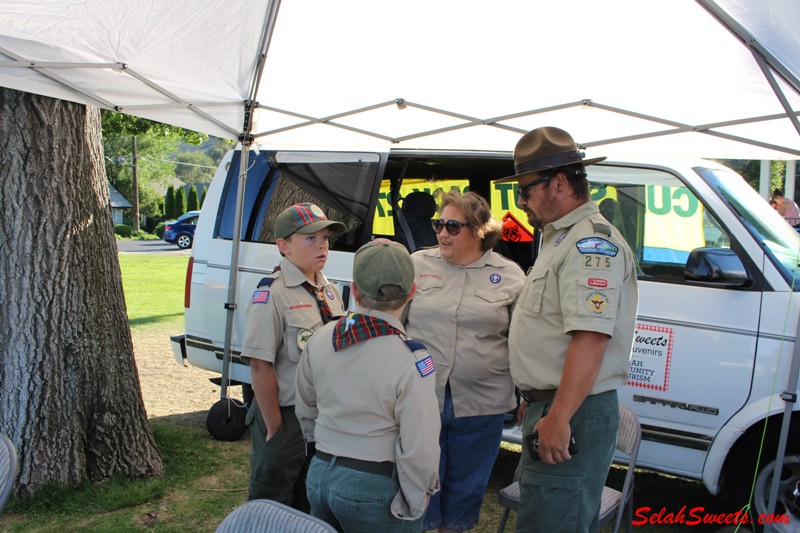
[[516, 390, 619, 533], [306, 455, 424, 533], [423, 385, 505, 531]]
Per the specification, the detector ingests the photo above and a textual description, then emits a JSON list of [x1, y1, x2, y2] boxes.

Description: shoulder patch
[[415, 354, 435, 378], [257, 277, 275, 288], [576, 237, 618, 257]]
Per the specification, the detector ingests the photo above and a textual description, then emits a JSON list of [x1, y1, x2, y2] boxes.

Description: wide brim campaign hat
[[496, 126, 606, 183], [275, 202, 346, 239], [353, 238, 414, 301]]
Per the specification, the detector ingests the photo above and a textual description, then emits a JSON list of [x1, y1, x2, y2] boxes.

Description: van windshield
[[699, 166, 800, 287]]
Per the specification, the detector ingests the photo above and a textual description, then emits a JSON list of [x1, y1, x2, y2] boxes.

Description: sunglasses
[[516, 173, 553, 201], [431, 218, 469, 236]]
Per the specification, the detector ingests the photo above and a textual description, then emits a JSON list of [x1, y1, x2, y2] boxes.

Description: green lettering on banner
[[648, 185, 671, 215], [590, 185, 608, 202], [376, 192, 389, 217], [672, 187, 698, 217], [494, 183, 515, 210]]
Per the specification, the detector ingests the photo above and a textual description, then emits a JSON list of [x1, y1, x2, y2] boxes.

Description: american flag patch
[[416, 355, 435, 378], [252, 290, 270, 304]]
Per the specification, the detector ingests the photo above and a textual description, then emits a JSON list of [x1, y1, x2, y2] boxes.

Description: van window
[[587, 165, 732, 284], [216, 150, 381, 252]]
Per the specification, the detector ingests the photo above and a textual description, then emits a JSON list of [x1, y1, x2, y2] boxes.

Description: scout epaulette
[[257, 277, 275, 288], [592, 221, 611, 236], [402, 337, 435, 378]]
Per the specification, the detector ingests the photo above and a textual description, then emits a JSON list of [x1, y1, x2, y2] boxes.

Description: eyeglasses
[[516, 174, 553, 201], [431, 219, 469, 236]]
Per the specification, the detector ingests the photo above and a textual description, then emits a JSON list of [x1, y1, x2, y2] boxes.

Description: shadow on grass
[[129, 312, 184, 328]]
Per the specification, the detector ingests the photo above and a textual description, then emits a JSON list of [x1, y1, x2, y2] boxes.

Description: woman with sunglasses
[[405, 191, 524, 533]]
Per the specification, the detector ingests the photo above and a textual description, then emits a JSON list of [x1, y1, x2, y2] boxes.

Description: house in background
[[108, 183, 132, 225]]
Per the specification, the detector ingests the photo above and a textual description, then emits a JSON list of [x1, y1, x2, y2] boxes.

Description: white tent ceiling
[[0, 0, 799, 159]]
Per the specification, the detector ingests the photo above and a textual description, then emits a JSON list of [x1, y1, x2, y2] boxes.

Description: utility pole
[[132, 135, 140, 232]]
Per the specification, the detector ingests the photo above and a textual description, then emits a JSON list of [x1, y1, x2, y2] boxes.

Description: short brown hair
[[440, 191, 501, 251]]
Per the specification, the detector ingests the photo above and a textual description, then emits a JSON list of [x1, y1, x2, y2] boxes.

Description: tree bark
[[0, 89, 164, 496]]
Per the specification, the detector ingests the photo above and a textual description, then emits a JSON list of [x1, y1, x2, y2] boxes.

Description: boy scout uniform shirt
[[509, 202, 638, 395], [295, 306, 441, 520], [405, 248, 524, 417], [240, 258, 344, 407]]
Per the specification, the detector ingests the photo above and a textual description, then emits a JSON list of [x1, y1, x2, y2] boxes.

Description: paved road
[[116, 239, 191, 255]]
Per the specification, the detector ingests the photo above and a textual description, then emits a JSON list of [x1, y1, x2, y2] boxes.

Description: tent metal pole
[[763, 308, 800, 533], [218, 141, 251, 402]]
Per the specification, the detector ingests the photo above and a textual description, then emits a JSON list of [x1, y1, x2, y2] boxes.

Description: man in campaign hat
[[296, 239, 441, 532], [505, 127, 639, 532], [241, 202, 346, 509]]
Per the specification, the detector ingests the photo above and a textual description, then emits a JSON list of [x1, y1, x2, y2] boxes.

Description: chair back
[[216, 499, 337, 533], [0, 434, 18, 514], [611, 404, 642, 533]]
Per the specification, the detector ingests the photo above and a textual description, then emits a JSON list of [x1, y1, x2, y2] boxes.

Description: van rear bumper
[[170, 334, 187, 366]]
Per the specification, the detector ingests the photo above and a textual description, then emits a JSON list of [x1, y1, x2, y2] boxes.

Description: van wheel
[[206, 398, 247, 441], [726, 444, 800, 532], [752, 455, 800, 527], [176, 233, 193, 249]]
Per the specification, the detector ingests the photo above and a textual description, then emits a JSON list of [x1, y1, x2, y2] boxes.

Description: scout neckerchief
[[331, 312, 403, 351], [301, 281, 336, 324], [273, 264, 337, 324]]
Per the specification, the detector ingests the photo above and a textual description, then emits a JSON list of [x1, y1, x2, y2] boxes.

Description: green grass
[[0, 254, 734, 532], [118, 255, 188, 330]]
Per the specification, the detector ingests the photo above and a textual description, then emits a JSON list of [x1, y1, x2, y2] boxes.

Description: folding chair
[[216, 499, 337, 533], [496, 403, 642, 533], [0, 434, 18, 514]]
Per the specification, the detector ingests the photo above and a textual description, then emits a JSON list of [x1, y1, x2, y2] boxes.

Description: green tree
[[165, 185, 175, 219], [175, 186, 186, 217], [175, 150, 215, 186], [187, 185, 199, 212], [101, 111, 207, 222], [200, 185, 208, 208]]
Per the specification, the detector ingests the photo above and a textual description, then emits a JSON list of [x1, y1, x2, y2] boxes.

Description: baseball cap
[[353, 238, 415, 301], [274, 202, 346, 239]]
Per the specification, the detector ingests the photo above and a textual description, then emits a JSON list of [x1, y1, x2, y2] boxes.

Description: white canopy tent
[[2, 2, 799, 526], [1, 0, 799, 159]]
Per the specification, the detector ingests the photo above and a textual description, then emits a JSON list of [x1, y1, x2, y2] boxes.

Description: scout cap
[[353, 238, 414, 301], [496, 126, 606, 183], [275, 202, 346, 239]]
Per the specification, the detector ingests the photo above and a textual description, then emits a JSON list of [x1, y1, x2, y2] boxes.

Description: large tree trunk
[[0, 89, 164, 496]]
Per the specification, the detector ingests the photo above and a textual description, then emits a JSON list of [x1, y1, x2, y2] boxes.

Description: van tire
[[752, 455, 800, 528], [725, 437, 800, 531], [176, 233, 193, 249]]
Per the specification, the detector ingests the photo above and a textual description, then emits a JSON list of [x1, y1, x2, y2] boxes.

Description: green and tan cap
[[353, 238, 415, 301], [275, 202, 346, 239]]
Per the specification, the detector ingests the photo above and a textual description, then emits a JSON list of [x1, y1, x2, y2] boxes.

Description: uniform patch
[[297, 328, 314, 350], [325, 288, 335, 300], [252, 290, 270, 304], [584, 291, 610, 316], [416, 355, 435, 377], [588, 278, 608, 288], [576, 237, 618, 257], [555, 230, 569, 246], [490, 273, 502, 284]]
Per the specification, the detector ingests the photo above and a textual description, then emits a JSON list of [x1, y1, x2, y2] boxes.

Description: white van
[[170, 146, 800, 521]]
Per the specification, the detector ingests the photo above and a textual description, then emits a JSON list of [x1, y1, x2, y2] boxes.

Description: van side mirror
[[684, 247, 751, 287]]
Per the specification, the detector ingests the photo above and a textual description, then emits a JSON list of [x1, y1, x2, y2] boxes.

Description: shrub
[[115, 224, 134, 238], [154, 222, 167, 239]]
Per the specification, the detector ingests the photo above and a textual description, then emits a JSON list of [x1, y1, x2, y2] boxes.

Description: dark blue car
[[163, 210, 200, 249]]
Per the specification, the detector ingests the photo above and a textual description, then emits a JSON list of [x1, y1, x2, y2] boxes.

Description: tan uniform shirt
[[241, 258, 344, 407], [295, 307, 441, 520], [406, 248, 524, 417], [509, 202, 638, 394]]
